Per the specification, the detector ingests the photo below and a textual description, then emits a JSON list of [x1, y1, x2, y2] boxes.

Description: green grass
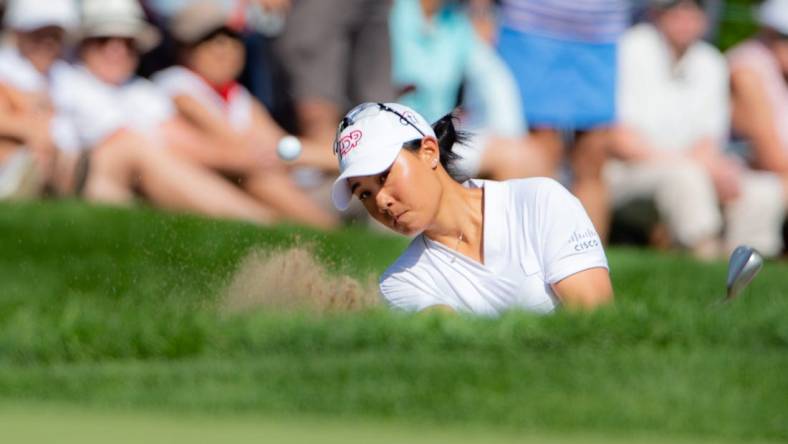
[[0, 200, 786, 442], [2, 404, 782, 444]]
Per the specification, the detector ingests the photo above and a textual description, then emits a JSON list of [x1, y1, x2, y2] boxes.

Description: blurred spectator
[[0, 0, 276, 224], [274, 0, 396, 162], [495, 0, 632, 240], [153, 1, 338, 229], [389, 0, 548, 180], [611, 0, 785, 258], [0, 0, 79, 196], [57, 0, 165, 149], [728, 0, 788, 191], [141, 0, 289, 113]]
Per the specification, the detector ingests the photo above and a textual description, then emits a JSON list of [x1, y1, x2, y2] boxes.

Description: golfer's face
[[349, 150, 440, 236]]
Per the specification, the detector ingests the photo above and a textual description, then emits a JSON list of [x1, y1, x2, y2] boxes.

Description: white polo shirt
[[617, 24, 730, 151], [0, 47, 81, 152], [51, 66, 176, 147], [380, 178, 609, 315]]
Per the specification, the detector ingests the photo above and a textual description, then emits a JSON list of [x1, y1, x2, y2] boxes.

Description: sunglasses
[[333, 103, 426, 160]]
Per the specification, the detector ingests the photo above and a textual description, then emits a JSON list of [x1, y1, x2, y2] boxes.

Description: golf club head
[[725, 245, 763, 301]]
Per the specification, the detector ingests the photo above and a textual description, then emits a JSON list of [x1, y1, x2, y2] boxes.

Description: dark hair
[[191, 26, 242, 47], [402, 110, 470, 183], [175, 26, 243, 64], [651, 0, 705, 11]]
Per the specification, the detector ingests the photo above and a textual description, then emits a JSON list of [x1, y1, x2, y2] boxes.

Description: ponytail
[[402, 110, 470, 183]]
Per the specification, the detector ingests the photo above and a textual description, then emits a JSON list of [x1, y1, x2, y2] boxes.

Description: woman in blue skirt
[[496, 0, 632, 241]]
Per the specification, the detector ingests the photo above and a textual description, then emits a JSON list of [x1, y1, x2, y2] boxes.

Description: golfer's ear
[[418, 137, 440, 165]]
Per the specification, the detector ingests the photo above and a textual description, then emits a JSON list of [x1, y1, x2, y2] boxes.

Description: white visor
[[331, 103, 436, 211]]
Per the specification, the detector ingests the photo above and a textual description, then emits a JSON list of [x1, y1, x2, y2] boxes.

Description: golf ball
[[277, 135, 302, 161]]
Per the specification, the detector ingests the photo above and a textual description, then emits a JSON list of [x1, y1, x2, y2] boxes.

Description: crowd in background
[[0, 0, 787, 259]]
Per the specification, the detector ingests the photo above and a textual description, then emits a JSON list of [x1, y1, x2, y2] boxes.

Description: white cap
[[3, 0, 79, 32], [331, 103, 436, 211], [759, 0, 788, 35], [80, 0, 161, 53]]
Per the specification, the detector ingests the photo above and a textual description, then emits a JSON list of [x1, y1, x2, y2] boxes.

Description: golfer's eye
[[379, 171, 389, 185], [358, 191, 371, 201]]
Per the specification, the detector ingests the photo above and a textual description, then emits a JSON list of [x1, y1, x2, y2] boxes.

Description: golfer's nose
[[376, 189, 394, 213]]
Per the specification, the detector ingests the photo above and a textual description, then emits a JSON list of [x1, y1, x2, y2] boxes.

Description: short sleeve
[[534, 180, 609, 284], [379, 273, 447, 312]]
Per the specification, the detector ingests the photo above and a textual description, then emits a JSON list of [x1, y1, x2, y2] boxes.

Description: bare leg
[[84, 131, 275, 224], [161, 120, 338, 227], [244, 169, 339, 230], [529, 128, 564, 175], [296, 100, 340, 148], [572, 129, 612, 242], [479, 135, 552, 180]]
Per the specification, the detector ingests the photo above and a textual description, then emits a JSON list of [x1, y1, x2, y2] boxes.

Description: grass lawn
[[0, 201, 786, 442], [2, 404, 783, 444]]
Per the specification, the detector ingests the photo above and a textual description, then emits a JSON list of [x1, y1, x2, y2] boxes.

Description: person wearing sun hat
[[0, 0, 279, 221], [152, 0, 339, 230], [0, 0, 81, 198], [59, 0, 337, 230], [0, 0, 78, 135], [79, 0, 161, 53], [333, 103, 613, 315], [47, 0, 173, 148]]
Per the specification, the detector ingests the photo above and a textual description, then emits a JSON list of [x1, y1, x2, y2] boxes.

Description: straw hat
[[169, 0, 232, 45], [79, 0, 161, 53]]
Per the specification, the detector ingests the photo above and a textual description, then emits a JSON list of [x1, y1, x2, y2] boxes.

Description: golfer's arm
[[552, 268, 613, 310]]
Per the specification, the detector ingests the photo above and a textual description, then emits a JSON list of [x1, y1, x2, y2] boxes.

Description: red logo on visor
[[338, 130, 363, 158]]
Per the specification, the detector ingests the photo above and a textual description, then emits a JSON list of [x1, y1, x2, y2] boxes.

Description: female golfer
[[332, 103, 613, 315]]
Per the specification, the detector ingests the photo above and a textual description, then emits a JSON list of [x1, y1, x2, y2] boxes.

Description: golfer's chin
[[389, 219, 425, 237]]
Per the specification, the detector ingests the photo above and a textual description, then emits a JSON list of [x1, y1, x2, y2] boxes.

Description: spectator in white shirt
[[154, 0, 338, 229], [611, 0, 785, 258], [0, 0, 276, 224]]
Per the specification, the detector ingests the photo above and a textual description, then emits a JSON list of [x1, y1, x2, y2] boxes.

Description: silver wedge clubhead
[[725, 245, 763, 301]]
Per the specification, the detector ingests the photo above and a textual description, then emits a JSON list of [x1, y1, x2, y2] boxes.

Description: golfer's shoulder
[[379, 235, 431, 288], [502, 177, 569, 205], [379, 236, 440, 310]]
